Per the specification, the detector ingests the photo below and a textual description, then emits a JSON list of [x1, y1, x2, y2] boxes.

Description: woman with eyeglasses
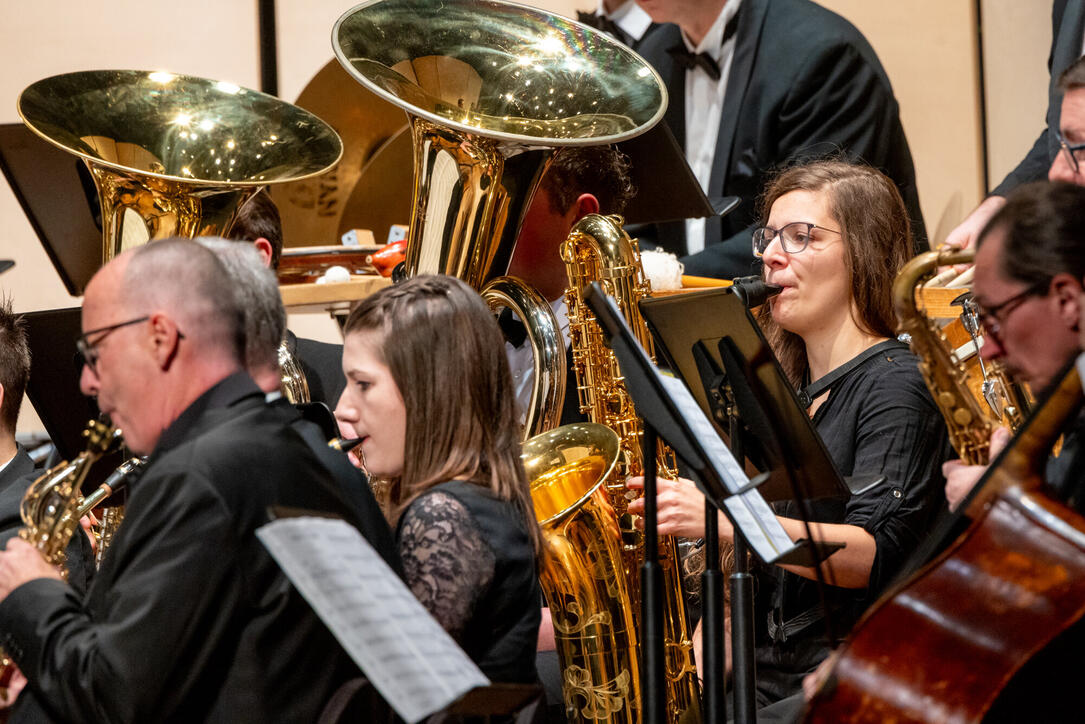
[[334, 275, 543, 684], [628, 159, 951, 713]]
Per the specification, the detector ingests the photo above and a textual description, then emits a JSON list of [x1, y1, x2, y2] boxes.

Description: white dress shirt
[[505, 298, 571, 426], [597, 0, 654, 45], [684, 0, 742, 255]]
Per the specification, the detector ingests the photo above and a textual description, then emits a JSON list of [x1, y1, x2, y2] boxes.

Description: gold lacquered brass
[[562, 214, 701, 722], [18, 70, 343, 264], [524, 423, 644, 722], [0, 421, 122, 694], [894, 247, 1029, 465], [333, 0, 666, 437]]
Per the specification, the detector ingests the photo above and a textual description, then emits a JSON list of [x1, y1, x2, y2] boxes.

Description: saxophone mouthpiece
[[730, 275, 783, 307], [328, 437, 363, 453]]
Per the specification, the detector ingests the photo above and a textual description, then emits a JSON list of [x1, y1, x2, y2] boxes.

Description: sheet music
[[656, 373, 794, 562], [257, 517, 489, 724]]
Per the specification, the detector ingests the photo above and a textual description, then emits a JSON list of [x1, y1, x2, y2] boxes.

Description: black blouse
[[397, 480, 541, 684], [753, 342, 951, 704]]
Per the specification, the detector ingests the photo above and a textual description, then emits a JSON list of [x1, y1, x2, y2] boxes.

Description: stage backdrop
[[0, 0, 1050, 435]]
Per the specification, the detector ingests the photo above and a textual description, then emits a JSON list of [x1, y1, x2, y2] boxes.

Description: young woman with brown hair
[[334, 274, 542, 684], [629, 160, 951, 711]]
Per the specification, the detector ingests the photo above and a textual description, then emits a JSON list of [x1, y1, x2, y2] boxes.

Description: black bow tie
[[667, 47, 722, 81], [666, 9, 741, 82], [497, 307, 528, 348], [576, 10, 626, 44]]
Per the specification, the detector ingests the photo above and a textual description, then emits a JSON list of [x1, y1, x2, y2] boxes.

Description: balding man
[[0, 239, 372, 722]]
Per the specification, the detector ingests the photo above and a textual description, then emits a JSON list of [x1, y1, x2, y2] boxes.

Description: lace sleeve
[[398, 490, 496, 638]]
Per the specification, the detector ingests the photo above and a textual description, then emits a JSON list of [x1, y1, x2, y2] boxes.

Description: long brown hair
[[755, 160, 913, 385], [342, 275, 542, 553]]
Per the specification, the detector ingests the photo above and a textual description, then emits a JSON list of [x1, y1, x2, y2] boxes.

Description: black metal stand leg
[[702, 499, 725, 723], [642, 425, 665, 724], [729, 403, 756, 724], [730, 532, 755, 723]]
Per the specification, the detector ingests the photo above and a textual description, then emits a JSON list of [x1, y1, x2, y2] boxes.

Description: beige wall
[[981, 0, 1052, 187], [0, 0, 1053, 435]]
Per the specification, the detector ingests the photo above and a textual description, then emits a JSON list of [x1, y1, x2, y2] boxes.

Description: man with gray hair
[[0, 239, 374, 721], [197, 237, 396, 570], [196, 238, 286, 395]]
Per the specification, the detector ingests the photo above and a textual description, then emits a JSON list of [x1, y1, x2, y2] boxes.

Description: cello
[[806, 363, 1085, 722]]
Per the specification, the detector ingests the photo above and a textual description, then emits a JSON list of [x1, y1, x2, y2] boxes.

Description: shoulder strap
[[798, 339, 907, 409]]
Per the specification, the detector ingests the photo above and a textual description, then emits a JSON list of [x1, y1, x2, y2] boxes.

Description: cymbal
[[269, 59, 409, 247]]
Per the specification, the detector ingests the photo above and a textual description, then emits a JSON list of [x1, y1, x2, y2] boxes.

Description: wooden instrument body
[[806, 368, 1085, 723]]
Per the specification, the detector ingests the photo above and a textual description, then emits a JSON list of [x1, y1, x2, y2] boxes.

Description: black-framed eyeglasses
[[975, 285, 1043, 340], [752, 222, 842, 257], [75, 316, 149, 372], [1055, 128, 1085, 174]]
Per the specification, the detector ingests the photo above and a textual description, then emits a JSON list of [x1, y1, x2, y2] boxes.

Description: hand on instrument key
[[627, 476, 733, 541]]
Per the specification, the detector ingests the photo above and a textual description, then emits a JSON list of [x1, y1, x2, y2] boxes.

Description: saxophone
[[556, 213, 700, 722], [77, 456, 145, 568], [0, 420, 121, 696], [893, 247, 1028, 464]]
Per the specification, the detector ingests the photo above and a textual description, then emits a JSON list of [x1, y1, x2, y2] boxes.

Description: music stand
[[21, 307, 122, 491], [582, 282, 810, 724], [0, 123, 102, 296], [639, 287, 855, 723]]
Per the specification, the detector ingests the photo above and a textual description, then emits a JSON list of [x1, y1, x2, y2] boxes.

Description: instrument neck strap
[[799, 339, 907, 410]]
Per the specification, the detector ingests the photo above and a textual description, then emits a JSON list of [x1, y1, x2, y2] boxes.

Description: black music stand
[[20, 307, 122, 491], [617, 121, 725, 225], [0, 123, 103, 296], [582, 283, 813, 724], [640, 287, 861, 723]]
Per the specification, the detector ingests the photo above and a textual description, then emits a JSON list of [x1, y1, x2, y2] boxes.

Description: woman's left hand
[[627, 476, 720, 539]]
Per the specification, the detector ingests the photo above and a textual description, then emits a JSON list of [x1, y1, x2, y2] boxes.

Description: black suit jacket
[[0, 374, 378, 723], [992, 0, 1085, 195], [0, 445, 36, 543], [286, 330, 346, 410], [637, 0, 925, 279]]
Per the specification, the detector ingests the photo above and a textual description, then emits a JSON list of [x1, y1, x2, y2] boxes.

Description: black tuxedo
[[0, 374, 378, 723], [992, 0, 1085, 195], [636, 0, 925, 279], [270, 396, 399, 573], [0, 445, 36, 543], [576, 9, 660, 52]]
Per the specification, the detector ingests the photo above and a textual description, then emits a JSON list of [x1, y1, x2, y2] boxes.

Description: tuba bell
[[17, 70, 343, 265], [332, 0, 667, 437]]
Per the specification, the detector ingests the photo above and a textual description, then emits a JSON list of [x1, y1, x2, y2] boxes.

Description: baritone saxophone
[[555, 213, 701, 722]]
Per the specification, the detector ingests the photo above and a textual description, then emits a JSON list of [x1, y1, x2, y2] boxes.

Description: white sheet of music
[[656, 373, 794, 562], [257, 516, 489, 724]]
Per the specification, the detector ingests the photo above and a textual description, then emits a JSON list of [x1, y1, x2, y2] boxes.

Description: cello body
[[806, 366, 1085, 723]]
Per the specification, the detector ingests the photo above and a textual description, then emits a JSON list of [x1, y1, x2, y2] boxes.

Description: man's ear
[[252, 238, 274, 269], [1051, 272, 1084, 331], [147, 313, 183, 370], [573, 193, 600, 222]]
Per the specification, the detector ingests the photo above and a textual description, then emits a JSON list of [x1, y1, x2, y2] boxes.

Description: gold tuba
[[893, 247, 1029, 464], [558, 214, 700, 722], [17, 70, 343, 265], [332, 0, 667, 437]]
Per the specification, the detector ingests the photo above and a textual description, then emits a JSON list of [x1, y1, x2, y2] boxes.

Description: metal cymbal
[[269, 59, 410, 247]]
